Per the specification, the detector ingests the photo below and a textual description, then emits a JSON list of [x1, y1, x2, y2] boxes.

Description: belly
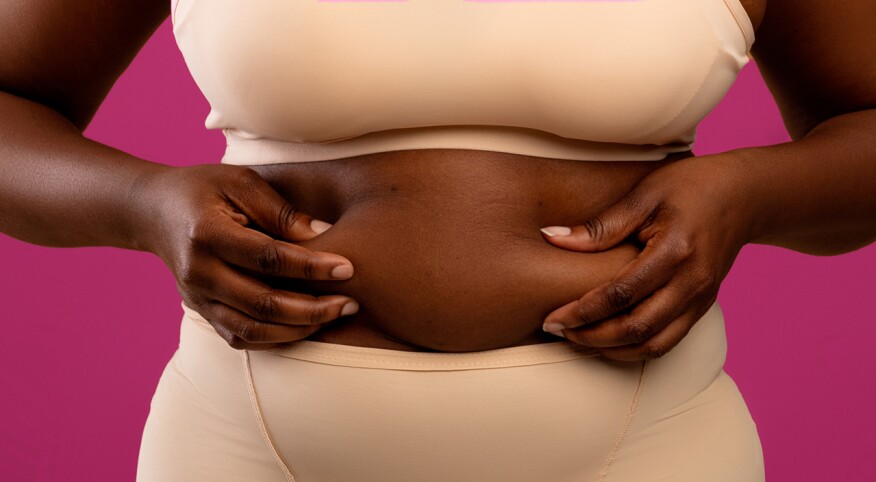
[[247, 149, 693, 352]]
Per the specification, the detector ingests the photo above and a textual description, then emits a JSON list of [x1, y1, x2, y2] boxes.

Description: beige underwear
[[137, 300, 764, 481]]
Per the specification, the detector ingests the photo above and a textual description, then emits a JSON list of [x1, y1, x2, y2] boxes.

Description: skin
[[246, 150, 683, 352], [1, 0, 875, 360]]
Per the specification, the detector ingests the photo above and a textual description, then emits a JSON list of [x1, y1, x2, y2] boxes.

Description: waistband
[[179, 300, 727, 373], [266, 338, 601, 371], [180, 300, 601, 371]]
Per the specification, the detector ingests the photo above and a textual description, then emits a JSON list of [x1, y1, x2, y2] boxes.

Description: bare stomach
[[247, 148, 694, 352]]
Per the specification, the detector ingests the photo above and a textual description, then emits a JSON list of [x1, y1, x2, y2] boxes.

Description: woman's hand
[[539, 154, 758, 362], [131, 164, 359, 350]]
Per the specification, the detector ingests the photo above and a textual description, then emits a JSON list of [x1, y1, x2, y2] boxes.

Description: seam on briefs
[[241, 349, 649, 482], [597, 359, 649, 482], [243, 350, 297, 482]]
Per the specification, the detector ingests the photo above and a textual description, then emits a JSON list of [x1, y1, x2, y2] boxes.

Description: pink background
[[2, 18, 875, 481]]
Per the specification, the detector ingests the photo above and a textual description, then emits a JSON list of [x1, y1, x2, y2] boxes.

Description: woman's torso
[[248, 149, 693, 352], [170, 0, 758, 352]]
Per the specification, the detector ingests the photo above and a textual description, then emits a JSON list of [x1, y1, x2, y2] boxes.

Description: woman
[[1, 0, 874, 480]]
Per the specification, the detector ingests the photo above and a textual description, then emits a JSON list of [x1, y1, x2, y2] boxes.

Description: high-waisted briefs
[[137, 300, 764, 481]]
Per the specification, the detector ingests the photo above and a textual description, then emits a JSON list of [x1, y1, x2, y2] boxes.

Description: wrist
[[706, 147, 777, 248], [122, 162, 176, 254]]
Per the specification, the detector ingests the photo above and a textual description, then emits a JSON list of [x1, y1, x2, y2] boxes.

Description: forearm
[[0, 90, 171, 251], [724, 108, 876, 256]]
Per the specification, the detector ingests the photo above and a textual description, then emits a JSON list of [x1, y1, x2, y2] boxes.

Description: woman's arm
[[539, 0, 876, 360], [728, 0, 876, 255], [0, 0, 359, 348], [0, 0, 171, 250], [723, 112, 876, 256]]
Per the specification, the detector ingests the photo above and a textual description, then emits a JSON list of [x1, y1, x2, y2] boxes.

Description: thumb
[[539, 192, 655, 251]]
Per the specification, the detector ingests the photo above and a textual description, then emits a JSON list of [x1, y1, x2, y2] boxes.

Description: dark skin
[[1, 1, 875, 359]]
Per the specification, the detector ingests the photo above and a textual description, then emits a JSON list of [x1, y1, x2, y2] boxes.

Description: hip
[[138, 300, 763, 481]]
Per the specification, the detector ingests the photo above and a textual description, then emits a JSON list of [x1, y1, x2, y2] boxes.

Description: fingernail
[[540, 226, 571, 237], [340, 300, 359, 316], [311, 219, 332, 235], [543, 322, 565, 333], [331, 263, 354, 279]]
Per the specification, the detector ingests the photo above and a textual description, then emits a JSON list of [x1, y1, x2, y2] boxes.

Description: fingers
[[540, 190, 657, 252], [595, 300, 715, 362], [202, 260, 359, 327], [540, 222, 722, 361], [205, 215, 354, 281], [201, 302, 326, 350], [560, 282, 698, 349], [542, 249, 721, 361], [221, 167, 330, 242], [543, 231, 686, 331]]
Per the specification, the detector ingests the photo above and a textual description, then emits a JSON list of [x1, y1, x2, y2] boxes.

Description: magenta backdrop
[[2, 18, 875, 481]]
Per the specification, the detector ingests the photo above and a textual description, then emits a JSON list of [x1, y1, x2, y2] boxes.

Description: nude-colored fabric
[[170, 0, 755, 165], [147, 3, 764, 478], [137, 300, 764, 481]]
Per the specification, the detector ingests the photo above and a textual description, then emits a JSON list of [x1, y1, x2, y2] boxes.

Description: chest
[[171, 0, 755, 146]]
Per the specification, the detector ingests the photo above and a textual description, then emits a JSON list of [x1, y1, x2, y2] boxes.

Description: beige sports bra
[[170, 0, 755, 166]]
